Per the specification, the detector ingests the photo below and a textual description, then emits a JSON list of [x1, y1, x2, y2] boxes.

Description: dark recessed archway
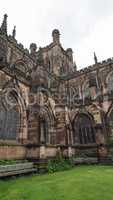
[[72, 113, 96, 145]]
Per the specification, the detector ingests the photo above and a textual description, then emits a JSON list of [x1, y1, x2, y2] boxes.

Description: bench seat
[[0, 162, 37, 178]]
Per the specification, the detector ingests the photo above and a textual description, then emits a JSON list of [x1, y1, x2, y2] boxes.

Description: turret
[[12, 26, 16, 39], [94, 52, 98, 64], [66, 48, 73, 63], [29, 43, 37, 55], [52, 29, 60, 44], [0, 14, 8, 35]]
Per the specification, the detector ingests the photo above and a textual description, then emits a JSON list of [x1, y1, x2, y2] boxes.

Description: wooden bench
[[0, 162, 37, 178], [73, 157, 98, 165]]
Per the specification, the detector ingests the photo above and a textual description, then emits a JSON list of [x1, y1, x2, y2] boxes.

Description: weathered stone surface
[[0, 14, 113, 160], [0, 145, 26, 159]]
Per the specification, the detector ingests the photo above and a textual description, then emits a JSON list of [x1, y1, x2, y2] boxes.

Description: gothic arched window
[[106, 109, 113, 137], [69, 86, 79, 104], [72, 113, 95, 145], [0, 92, 21, 140], [107, 74, 113, 92]]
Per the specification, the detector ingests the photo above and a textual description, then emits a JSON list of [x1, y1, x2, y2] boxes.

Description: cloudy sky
[[1, 0, 113, 69]]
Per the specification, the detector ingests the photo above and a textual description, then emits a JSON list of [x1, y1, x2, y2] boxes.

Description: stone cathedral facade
[[0, 14, 113, 160]]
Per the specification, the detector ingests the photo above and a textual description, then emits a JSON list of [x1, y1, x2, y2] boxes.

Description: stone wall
[[0, 14, 113, 160], [0, 145, 26, 159]]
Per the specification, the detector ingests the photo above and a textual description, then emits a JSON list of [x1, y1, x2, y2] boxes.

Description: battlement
[[78, 57, 113, 73]]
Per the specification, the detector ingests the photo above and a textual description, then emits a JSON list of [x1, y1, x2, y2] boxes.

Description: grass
[[0, 165, 113, 200]]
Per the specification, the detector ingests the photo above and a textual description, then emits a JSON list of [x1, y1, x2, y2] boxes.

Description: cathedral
[[0, 14, 113, 160]]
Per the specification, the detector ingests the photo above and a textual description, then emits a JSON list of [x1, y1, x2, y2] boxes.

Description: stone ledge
[[0, 140, 23, 146]]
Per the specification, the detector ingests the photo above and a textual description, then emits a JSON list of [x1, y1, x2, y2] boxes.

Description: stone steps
[[99, 157, 113, 165], [33, 159, 48, 173]]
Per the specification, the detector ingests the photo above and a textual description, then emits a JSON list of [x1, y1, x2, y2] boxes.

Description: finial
[[66, 48, 73, 62], [29, 43, 37, 56], [94, 52, 98, 64], [52, 29, 60, 44], [12, 26, 16, 38], [37, 47, 43, 65], [73, 62, 77, 71], [0, 14, 8, 35]]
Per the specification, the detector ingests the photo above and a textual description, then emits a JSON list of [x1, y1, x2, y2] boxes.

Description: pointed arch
[[106, 71, 113, 93], [0, 78, 28, 142], [0, 90, 21, 140], [35, 104, 56, 145], [72, 112, 96, 145]]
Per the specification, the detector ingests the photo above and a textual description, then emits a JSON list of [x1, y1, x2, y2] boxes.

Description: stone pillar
[[68, 146, 73, 157], [18, 109, 28, 144], [21, 111, 28, 143], [95, 125, 108, 159], [40, 121, 45, 144], [55, 104, 66, 145], [40, 145, 46, 159], [89, 76, 108, 158], [27, 110, 39, 144]]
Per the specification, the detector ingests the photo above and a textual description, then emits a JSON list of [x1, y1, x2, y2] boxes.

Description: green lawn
[[0, 166, 113, 200]]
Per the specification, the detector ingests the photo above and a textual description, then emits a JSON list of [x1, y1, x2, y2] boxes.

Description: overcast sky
[[1, 0, 113, 69]]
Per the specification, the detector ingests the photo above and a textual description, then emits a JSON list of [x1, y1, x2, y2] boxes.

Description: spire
[[94, 52, 98, 64], [12, 26, 16, 38], [0, 14, 8, 35]]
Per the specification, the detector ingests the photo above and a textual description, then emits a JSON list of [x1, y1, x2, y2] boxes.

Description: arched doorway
[[72, 113, 96, 144]]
